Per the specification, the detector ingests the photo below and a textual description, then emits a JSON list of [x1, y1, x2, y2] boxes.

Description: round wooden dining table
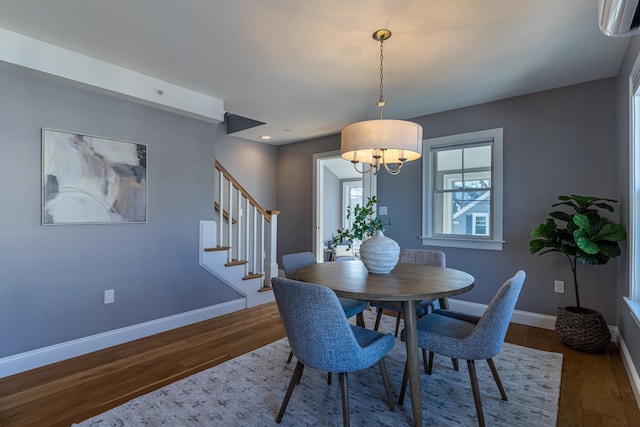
[[295, 260, 475, 427]]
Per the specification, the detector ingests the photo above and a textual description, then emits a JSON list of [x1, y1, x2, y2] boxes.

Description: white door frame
[[312, 150, 376, 262]]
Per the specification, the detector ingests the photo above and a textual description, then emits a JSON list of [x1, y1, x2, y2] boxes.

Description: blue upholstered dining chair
[[398, 270, 526, 427], [282, 252, 369, 328], [372, 249, 447, 336], [271, 277, 396, 426]]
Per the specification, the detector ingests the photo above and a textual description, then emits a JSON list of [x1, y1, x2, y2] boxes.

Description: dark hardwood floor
[[0, 302, 638, 426]]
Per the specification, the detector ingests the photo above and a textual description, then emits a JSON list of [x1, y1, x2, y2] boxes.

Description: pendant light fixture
[[341, 29, 423, 175]]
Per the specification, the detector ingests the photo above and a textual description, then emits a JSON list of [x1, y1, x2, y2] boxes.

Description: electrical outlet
[[104, 289, 115, 304], [554, 280, 564, 294], [378, 206, 388, 216]]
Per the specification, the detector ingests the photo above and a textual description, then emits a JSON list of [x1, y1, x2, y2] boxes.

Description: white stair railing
[[214, 160, 279, 287]]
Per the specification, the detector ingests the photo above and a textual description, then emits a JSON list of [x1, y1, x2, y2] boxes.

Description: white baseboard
[[448, 298, 558, 330], [0, 298, 246, 379]]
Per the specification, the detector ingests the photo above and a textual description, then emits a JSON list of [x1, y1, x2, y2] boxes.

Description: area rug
[[75, 313, 562, 426]]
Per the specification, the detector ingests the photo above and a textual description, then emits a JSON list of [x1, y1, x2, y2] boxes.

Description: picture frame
[[42, 128, 147, 225]]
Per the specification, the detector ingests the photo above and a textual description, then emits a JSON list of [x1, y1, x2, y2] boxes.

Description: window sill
[[420, 236, 504, 251], [624, 297, 640, 329]]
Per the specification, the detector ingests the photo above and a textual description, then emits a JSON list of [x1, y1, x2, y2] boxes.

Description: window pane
[[436, 149, 462, 174], [463, 145, 491, 169], [434, 190, 491, 236], [349, 186, 362, 209]]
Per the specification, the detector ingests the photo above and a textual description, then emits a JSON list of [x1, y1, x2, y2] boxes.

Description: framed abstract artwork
[[42, 128, 147, 224]]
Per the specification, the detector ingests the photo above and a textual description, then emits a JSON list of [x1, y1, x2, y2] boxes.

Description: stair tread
[[225, 259, 249, 267], [243, 273, 264, 280], [204, 246, 231, 252]]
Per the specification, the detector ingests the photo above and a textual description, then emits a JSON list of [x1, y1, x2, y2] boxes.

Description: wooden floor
[[0, 302, 638, 427]]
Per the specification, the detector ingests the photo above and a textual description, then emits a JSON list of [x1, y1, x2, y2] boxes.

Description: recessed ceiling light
[[260, 135, 271, 140]]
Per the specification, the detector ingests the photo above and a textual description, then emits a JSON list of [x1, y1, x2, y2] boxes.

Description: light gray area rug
[[76, 312, 562, 426]]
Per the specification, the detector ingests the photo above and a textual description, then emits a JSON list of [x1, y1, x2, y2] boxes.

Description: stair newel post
[[265, 210, 280, 286]]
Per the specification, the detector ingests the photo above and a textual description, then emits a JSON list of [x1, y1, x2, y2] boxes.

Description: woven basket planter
[[555, 306, 610, 353]]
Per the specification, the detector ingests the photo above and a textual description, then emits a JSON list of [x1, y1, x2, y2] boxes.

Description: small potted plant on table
[[332, 196, 398, 274], [529, 195, 626, 352]]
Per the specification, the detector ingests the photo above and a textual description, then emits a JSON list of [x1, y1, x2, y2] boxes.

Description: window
[[627, 57, 640, 310], [472, 213, 490, 236], [422, 128, 503, 250], [342, 180, 362, 230], [627, 54, 640, 321]]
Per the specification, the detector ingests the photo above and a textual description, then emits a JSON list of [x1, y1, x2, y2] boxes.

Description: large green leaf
[[594, 222, 627, 242], [573, 213, 591, 233], [575, 233, 599, 254]]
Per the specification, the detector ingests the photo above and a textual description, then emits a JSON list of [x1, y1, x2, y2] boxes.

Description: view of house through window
[[422, 128, 503, 250]]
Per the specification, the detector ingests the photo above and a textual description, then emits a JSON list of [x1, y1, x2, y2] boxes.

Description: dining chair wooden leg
[[467, 360, 486, 427], [276, 361, 305, 423], [487, 358, 508, 400], [286, 350, 294, 363], [452, 358, 459, 371], [427, 351, 434, 375], [378, 358, 395, 411], [394, 313, 402, 337], [422, 349, 429, 373], [356, 312, 365, 328], [398, 362, 408, 405], [339, 372, 350, 427], [327, 372, 332, 385], [374, 309, 383, 331]]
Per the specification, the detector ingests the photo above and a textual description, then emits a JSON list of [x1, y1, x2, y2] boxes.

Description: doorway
[[312, 150, 376, 262]]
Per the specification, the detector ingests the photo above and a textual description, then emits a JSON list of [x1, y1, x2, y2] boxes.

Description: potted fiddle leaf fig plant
[[332, 196, 399, 274], [529, 195, 626, 352]]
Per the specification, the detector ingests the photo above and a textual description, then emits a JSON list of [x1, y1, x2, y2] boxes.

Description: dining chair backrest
[[282, 252, 317, 279], [399, 249, 446, 267], [463, 270, 526, 359], [272, 277, 384, 373]]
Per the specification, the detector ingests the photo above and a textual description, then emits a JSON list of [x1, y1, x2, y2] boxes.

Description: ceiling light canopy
[[341, 29, 423, 176]]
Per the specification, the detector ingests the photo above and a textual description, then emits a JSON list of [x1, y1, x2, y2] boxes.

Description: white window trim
[[421, 128, 504, 251], [626, 50, 640, 321]]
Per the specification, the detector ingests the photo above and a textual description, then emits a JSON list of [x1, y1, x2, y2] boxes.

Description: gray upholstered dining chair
[[372, 249, 447, 337], [398, 270, 526, 427], [271, 277, 395, 426], [282, 252, 369, 328]]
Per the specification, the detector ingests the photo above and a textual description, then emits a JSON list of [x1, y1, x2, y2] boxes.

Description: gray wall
[[213, 127, 278, 210], [323, 168, 341, 246], [277, 135, 339, 259], [616, 36, 640, 378], [278, 78, 619, 323], [0, 64, 249, 357]]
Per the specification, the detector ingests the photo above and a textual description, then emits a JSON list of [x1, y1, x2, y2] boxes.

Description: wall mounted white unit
[[599, 0, 640, 37]]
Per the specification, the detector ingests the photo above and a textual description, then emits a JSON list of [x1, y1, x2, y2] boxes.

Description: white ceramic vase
[[358, 230, 400, 274]]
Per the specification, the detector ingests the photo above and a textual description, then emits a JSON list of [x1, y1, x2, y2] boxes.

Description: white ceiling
[[0, 0, 631, 145]]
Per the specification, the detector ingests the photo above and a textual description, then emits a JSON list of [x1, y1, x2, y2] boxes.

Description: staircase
[[198, 161, 278, 309]]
